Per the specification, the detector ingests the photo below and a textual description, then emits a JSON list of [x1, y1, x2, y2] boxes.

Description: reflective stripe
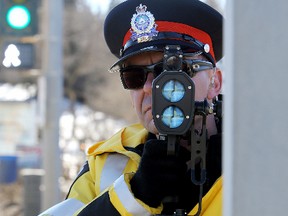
[[113, 175, 150, 216], [100, 154, 129, 193], [38, 198, 84, 216]]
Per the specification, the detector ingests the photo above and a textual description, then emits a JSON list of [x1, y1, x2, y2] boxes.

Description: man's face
[[125, 52, 222, 134]]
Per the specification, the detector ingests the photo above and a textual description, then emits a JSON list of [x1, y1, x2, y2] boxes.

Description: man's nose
[[143, 72, 154, 93]]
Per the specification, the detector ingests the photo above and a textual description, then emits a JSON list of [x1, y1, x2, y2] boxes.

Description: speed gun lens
[[161, 106, 184, 128], [162, 80, 185, 102]]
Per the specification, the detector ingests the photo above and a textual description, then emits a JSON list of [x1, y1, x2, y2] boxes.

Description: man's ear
[[207, 68, 222, 100]]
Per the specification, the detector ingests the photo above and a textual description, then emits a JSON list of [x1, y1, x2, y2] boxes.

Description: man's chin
[[142, 112, 159, 134], [146, 120, 158, 135]]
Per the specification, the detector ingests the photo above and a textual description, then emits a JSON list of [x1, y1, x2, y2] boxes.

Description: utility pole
[[224, 0, 288, 215], [40, 0, 63, 211]]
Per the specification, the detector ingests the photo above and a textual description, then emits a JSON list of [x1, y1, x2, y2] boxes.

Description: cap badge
[[130, 4, 158, 43]]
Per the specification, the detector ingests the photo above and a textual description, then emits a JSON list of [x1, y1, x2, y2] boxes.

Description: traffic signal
[[0, 0, 38, 36], [1, 42, 35, 69]]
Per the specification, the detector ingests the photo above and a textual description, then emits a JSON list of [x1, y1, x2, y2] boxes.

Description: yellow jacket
[[40, 123, 222, 216]]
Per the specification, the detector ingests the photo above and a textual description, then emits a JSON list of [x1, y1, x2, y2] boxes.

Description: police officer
[[39, 0, 223, 215]]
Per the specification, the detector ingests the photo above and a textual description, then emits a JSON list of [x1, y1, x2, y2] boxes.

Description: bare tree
[[63, 0, 137, 123]]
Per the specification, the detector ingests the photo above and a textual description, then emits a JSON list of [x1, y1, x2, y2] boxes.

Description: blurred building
[[0, 82, 126, 215]]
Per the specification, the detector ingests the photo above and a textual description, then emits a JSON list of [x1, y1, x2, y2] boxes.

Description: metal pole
[[40, 0, 63, 211], [224, 0, 288, 215]]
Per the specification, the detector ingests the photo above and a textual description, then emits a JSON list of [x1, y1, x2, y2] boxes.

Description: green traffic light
[[6, 5, 31, 30]]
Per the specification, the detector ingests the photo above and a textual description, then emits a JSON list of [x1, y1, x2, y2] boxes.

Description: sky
[[86, 0, 226, 14], [85, 0, 110, 14]]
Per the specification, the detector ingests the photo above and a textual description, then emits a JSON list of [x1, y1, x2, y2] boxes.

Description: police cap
[[104, 0, 223, 69]]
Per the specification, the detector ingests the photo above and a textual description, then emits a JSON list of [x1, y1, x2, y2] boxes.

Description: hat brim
[[110, 38, 213, 70]]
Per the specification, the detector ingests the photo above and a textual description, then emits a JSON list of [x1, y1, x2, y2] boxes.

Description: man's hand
[[130, 139, 188, 207]]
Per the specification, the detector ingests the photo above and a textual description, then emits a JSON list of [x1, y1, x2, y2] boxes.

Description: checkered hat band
[[123, 21, 215, 60]]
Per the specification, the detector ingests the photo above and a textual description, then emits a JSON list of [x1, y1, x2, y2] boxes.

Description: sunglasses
[[120, 59, 214, 89]]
